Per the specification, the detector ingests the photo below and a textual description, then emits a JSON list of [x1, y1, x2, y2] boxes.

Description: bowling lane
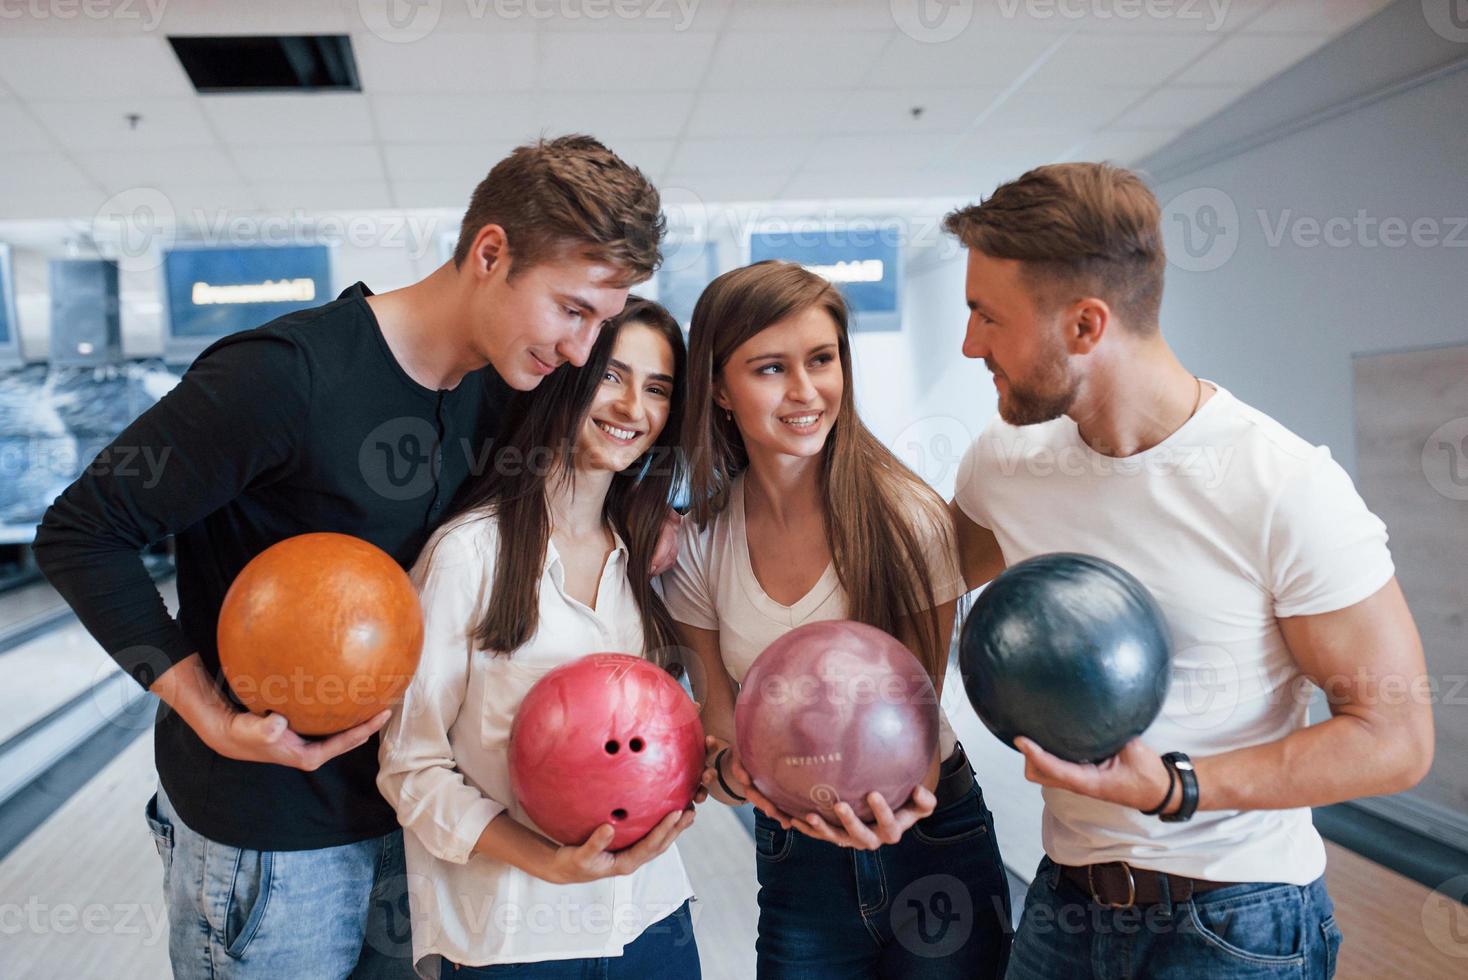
[[0, 727, 762, 980], [0, 578, 177, 747]]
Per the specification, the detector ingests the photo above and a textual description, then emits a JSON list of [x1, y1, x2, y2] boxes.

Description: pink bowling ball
[[509, 653, 705, 851], [735, 620, 938, 822]]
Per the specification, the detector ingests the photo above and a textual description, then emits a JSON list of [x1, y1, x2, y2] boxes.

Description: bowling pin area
[[3, 3, 1468, 980]]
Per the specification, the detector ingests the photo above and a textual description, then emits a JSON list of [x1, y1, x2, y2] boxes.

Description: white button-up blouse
[[377, 511, 694, 977]]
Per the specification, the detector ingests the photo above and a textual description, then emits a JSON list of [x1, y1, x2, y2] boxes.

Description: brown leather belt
[[934, 742, 975, 807], [1059, 861, 1237, 908]]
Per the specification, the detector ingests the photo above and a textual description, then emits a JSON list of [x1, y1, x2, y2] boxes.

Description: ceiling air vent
[[168, 35, 360, 93]]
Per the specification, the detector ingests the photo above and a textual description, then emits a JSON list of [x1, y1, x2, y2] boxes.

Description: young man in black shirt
[[33, 135, 666, 979]]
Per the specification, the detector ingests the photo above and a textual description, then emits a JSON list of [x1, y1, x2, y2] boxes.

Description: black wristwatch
[[1158, 752, 1199, 823], [715, 748, 746, 802]]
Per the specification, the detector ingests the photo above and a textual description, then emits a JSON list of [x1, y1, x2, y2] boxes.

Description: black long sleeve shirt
[[33, 282, 510, 850]]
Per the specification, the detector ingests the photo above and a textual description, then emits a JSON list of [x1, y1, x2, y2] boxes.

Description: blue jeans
[[1006, 856, 1344, 980], [754, 780, 1012, 978], [437, 901, 699, 979], [146, 785, 416, 980]]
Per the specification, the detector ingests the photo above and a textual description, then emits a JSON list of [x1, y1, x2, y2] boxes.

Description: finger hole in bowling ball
[[605, 740, 620, 754], [611, 808, 627, 821], [629, 737, 645, 752]]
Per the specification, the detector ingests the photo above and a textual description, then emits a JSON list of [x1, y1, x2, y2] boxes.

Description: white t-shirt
[[953, 384, 1394, 885], [378, 512, 693, 977], [663, 473, 968, 759]]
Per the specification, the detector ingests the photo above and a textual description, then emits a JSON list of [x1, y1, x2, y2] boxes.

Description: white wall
[[1140, 1, 1468, 844]]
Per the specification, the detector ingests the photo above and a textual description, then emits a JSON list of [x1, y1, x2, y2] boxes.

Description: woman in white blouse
[[662, 261, 1012, 978], [378, 297, 702, 979]]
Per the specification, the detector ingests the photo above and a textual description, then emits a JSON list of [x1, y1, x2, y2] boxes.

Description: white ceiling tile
[[202, 94, 376, 145], [0, 103, 55, 151], [0, 152, 96, 191], [661, 173, 789, 202], [252, 181, 396, 212], [383, 143, 521, 184], [353, 32, 536, 93], [980, 0, 1275, 34], [233, 144, 387, 184], [1241, 0, 1392, 34], [724, 0, 897, 32], [391, 180, 478, 209], [600, 139, 676, 177], [833, 88, 1003, 134], [160, 185, 265, 222], [29, 99, 216, 151], [704, 32, 890, 91], [1174, 32, 1331, 85], [0, 189, 108, 220], [371, 94, 542, 143], [539, 32, 718, 91], [0, 38, 194, 100], [1066, 128, 1185, 165], [685, 90, 849, 137], [865, 32, 1060, 88], [777, 169, 919, 201], [669, 137, 813, 175], [154, 0, 353, 35], [534, 91, 698, 140], [1111, 85, 1248, 129], [77, 147, 244, 191], [1021, 33, 1218, 89], [804, 134, 964, 172], [954, 127, 1081, 165], [536, 0, 731, 32], [981, 85, 1150, 130]]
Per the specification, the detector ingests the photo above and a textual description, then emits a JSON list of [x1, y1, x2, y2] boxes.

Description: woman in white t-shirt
[[377, 298, 703, 980], [662, 261, 1012, 978]]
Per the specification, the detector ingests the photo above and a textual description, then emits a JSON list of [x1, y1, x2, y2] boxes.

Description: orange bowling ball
[[217, 532, 425, 736]]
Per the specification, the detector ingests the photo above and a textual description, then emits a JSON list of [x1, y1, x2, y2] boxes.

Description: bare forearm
[[149, 653, 235, 748], [472, 812, 559, 879], [1187, 712, 1428, 812]]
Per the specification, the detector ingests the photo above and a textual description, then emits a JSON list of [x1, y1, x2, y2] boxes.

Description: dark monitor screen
[[165, 245, 331, 340], [748, 224, 901, 331]]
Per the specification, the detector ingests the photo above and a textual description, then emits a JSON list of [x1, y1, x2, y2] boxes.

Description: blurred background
[[0, 1, 1464, 977]]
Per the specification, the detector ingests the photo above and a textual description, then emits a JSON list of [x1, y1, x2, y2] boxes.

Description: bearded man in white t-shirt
[[943, 162, 1434, 980]]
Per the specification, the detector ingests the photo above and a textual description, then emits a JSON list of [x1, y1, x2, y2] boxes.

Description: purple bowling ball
[[735, 620, 938, 822]]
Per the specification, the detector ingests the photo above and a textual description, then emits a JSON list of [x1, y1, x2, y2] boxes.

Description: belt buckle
[[1087, 861, 1136, 909]]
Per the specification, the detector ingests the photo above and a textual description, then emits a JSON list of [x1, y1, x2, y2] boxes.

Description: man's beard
[[992, 352, 1078, 426]]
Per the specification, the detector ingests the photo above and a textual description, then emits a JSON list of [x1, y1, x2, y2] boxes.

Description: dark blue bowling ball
[[958, 553, 1173, 763]]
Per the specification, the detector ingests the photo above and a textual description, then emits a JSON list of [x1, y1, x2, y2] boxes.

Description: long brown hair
[[683, 261, 954, 680], [442, 296, 687, 662]]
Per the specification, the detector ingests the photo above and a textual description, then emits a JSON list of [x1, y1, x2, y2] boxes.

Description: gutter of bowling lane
[[0, 565, 174, 860]]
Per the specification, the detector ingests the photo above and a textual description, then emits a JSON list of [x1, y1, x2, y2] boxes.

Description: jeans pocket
[[222, 848, 274, 960], [144, 793, 174, 876], [1186, 885, 1308, 972], [912, 785, 989, 846], [1319, 914, 1343, 978], [754, 817, 794, 864]]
